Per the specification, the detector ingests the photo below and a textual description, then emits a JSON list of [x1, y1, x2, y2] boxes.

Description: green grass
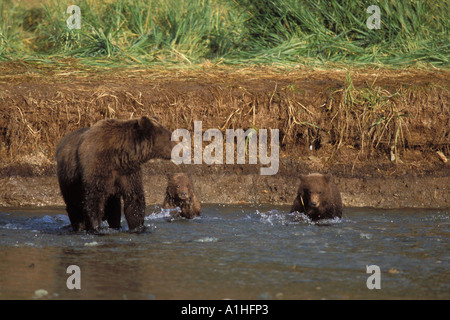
[[0, 0, 448, 67]]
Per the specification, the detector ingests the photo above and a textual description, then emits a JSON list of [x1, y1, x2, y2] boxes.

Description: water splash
[[314, 216, 343, 226], [254, 209, 342, 226], [145, 207, 177, 220], [0, 214, 70, 231], [194, 237, 218, 243], [255, 209, 310, 225]]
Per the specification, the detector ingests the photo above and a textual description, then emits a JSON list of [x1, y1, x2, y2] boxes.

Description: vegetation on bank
[[0, 0, 448, 67], [0, 0, 448, 171], [0, 67, 448, 170]]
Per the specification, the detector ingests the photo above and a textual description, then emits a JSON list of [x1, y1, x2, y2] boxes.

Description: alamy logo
[[366, 265, 381, 289], [66, 265, 81, 290], [171, 121, 279, 175], [66, 5, 82, 30], [366, 5, 381, 30]]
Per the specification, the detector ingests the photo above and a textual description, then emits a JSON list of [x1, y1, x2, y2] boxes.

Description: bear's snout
[[309, 194, 321, 207], [179, 191, 188, 200]]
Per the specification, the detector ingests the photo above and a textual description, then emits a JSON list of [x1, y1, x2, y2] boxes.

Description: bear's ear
[[299, 174, 306, 182], [138, 116, 153, 129], [324, 173, 332, 183]]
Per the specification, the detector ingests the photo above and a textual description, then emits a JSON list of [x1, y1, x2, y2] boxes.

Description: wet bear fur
[[162, 173, 201, 219], [290, 173, 342, 221], [56, 116, 174, 232]]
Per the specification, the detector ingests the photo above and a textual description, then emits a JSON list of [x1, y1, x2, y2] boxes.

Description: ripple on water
[[194, 237, 218, 243]]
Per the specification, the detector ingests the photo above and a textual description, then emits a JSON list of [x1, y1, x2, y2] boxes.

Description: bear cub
[[162, 173, 201, 219], [290, 173, 342, 221], [56, 116, 174, 232]]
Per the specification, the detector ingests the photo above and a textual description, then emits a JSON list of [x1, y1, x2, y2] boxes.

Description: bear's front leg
[[66, 204, 86, 232], [290, 195, 304, 213], [104, 195, 122, 229], [119, 171, 146, 232], [123, 192, 146, 232], [83, 186, 107, 232], [123, 190, 146, 232]]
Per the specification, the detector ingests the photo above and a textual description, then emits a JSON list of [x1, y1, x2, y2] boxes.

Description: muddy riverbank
[[0, 159, 448, 209]]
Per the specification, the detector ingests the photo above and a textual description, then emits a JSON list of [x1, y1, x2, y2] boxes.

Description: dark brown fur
[[56, 116, 174, 232], [162, 173, 201, 219], [290, 173, 342, 221]]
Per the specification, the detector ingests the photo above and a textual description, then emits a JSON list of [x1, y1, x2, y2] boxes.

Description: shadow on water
[[0, 204, 448, 299]]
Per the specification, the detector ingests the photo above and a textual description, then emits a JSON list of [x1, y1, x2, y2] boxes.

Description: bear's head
[[297, 173, 333, 219], [137, 116, 175, 160], [166, 173, 194, 203]]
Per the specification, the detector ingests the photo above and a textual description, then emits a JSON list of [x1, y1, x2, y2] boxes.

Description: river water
[[0, 205, 448, 300]]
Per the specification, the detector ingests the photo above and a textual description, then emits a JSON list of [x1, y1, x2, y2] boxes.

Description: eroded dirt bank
[[0, 64, 448, 208], [0, 160, 449, 208]]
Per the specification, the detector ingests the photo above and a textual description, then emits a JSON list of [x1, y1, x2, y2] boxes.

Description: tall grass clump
[[0, 0, 448, 66], [31, 0, 243, 64], [230, 0, 449, 66], [332, 72, 413, 160], [0, 0, 24, 60]]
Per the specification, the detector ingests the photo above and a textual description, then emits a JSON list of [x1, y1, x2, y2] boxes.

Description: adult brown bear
[[290, 173, 342, 221], [56, 116, 174, 232], [162, 173, 201, 219]]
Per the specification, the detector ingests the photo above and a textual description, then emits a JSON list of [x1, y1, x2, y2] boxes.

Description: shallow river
[[0, 205, 448, 300]]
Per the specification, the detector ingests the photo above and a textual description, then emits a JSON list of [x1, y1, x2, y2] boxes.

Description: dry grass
[[0, 65, 448, 172]]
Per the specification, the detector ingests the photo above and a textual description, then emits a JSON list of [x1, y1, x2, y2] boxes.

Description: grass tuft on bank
[[0, 0, 448, 67]]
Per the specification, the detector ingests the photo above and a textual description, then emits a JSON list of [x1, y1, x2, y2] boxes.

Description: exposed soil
[[0, 63, 448, 208]]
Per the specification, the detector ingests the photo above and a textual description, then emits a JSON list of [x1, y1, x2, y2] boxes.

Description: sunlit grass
[[0, 0, 448, 67]]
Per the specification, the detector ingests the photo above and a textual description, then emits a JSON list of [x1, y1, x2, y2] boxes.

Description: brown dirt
[[0, 62, 448, 208]]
